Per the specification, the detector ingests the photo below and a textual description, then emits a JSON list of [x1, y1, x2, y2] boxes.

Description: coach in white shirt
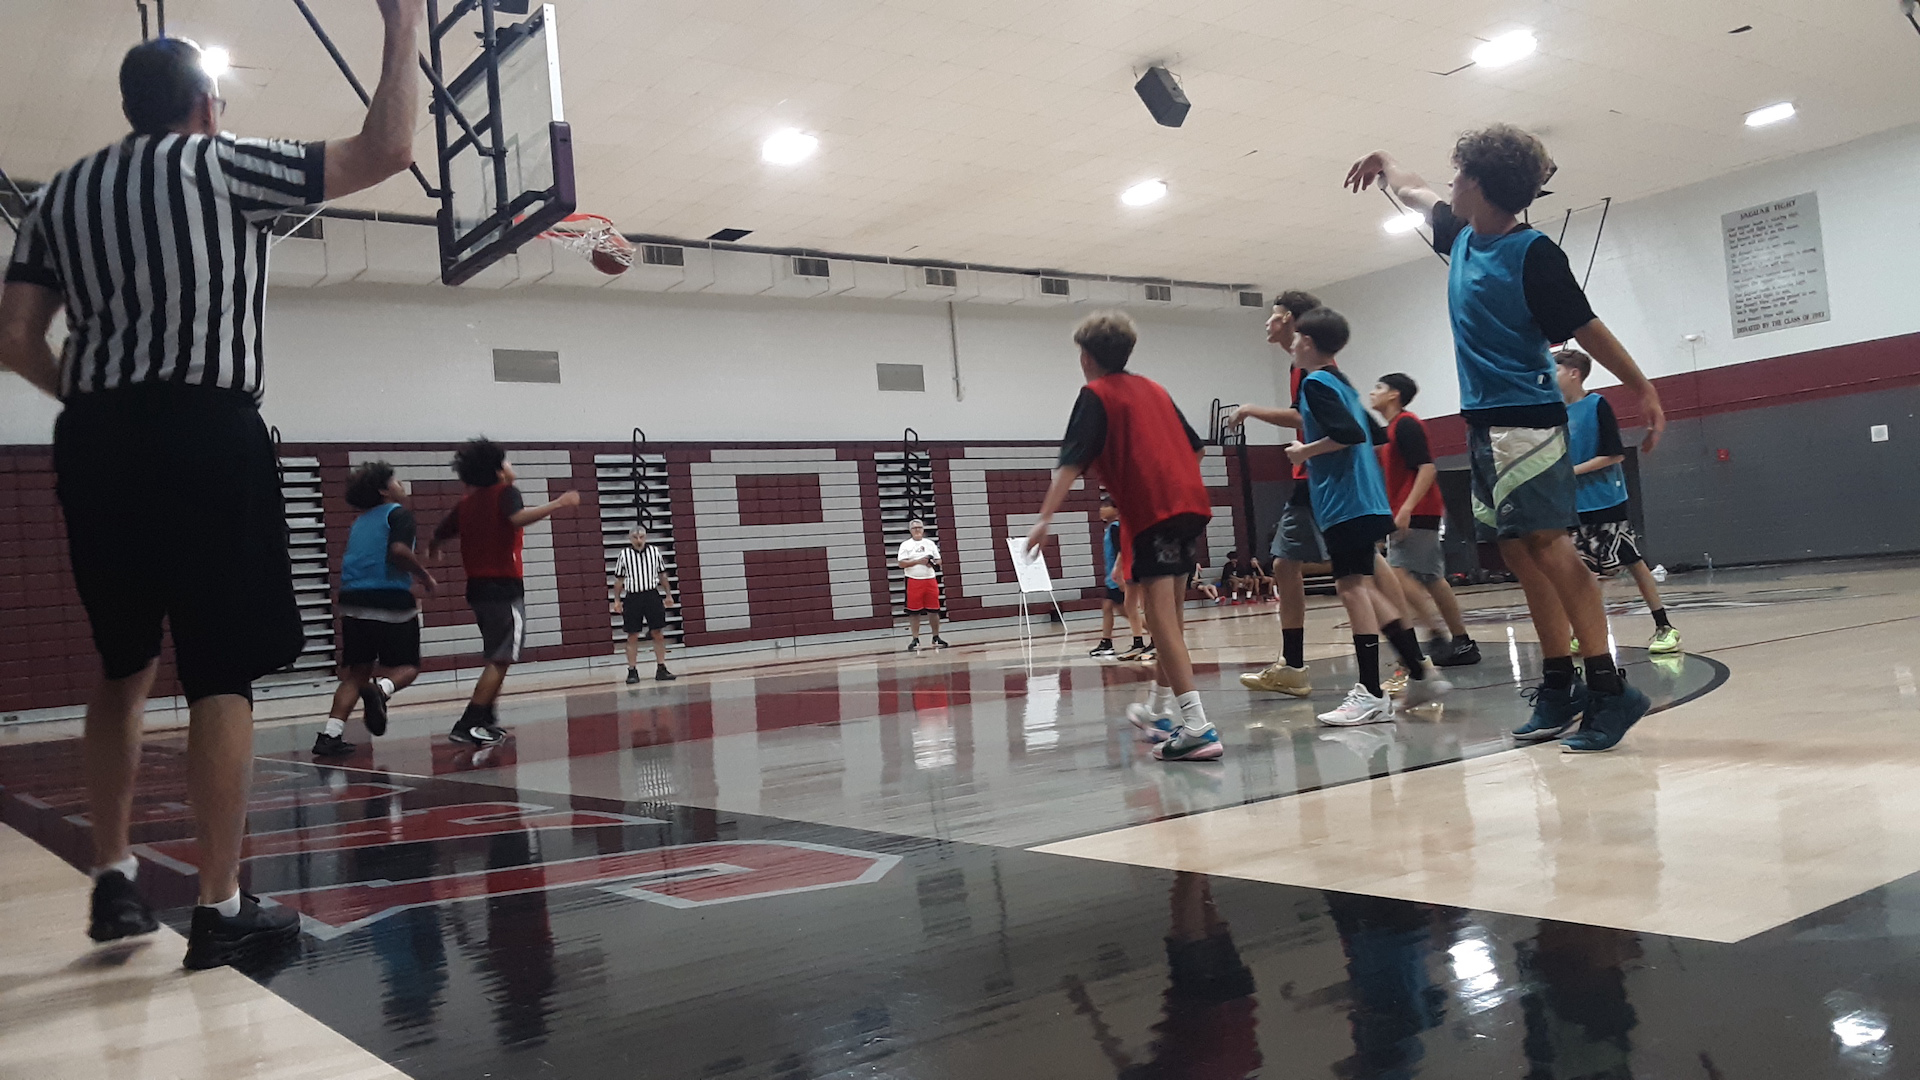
[[896, 519, 949, 651]]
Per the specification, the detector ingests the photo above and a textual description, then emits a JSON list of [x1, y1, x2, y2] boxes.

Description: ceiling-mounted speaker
[[1134, 66, 1190, 128]]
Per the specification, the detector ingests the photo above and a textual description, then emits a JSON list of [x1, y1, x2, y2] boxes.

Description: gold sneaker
[[1239, 663, 1312, 697], [1381, 668, 1410, 696]]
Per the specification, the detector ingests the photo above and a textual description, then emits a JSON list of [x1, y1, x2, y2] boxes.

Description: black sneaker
[[183, 894, 301, 971], [88, 870, 158, 943], [932, 637, 950, 649], [449, 721, 507, 747], [311, 732, 355, 758], [1425, 635, 1455, 665], [655, 666, 677, 682], [626, 667, 641, 685], [358, 681, 390, 737], [1089, 639, 1116, 658], [907, 638, 921, 652], [1433, 638, 1482, 667]]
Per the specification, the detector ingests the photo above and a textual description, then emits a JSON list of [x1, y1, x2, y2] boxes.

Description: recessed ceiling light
[[1121, 179, 1167, 207], [1471, 29, 1537, 69], [1382, 211, 1425, 235], [201, 46, 231, 79], [1744, 101, 1795, 127], [761, 128, 818, 165]]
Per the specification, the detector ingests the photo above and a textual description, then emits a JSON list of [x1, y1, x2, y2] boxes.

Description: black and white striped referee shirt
[[5, 133, 325, 401], [615, 544, 666, 594]]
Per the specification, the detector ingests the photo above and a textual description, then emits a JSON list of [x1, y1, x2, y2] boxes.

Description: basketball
[[591, 245, 630, 276]]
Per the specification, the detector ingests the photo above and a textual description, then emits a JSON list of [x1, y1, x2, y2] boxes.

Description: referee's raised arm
[[0, 4, 427, 972]]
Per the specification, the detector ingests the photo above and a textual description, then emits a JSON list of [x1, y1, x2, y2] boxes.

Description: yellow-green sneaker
[[1239, 663, 1312, 697], [1648, 626, 1682, 654]]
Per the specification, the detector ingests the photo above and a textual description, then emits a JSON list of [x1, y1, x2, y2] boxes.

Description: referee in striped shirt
[[614, 527, 678, 683], [0, 3, 425, 970]]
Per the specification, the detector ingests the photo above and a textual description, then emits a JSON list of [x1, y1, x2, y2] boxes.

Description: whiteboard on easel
[[1007, 538, 1055, 594]]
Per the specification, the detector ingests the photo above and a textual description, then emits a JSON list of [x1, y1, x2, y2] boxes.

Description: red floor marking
[[271, 840, 901, 939], [137, 801, 662, 871]]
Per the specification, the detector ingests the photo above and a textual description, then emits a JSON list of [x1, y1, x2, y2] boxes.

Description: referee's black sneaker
[[183, 894, 300, 971], [88, 869, 158, 943], [358, 680, 390, 736]]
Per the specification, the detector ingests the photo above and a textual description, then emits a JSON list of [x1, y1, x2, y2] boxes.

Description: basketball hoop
[[541, 213, 633, 275]]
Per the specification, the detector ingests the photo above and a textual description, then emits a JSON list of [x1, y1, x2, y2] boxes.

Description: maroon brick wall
[[0, 438, 1246, 715]]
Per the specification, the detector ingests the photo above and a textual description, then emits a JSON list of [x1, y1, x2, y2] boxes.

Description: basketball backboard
[[290, 0, 575, 286], [434, 1, 574, 285]]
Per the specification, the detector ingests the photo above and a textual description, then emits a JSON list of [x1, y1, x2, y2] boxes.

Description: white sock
[[205, 890, 242, 917], [1146, 683, 1174, 715], [375, 676, 396, 697], [323, 716, 347, 738], [1176, 690, 1211, 735], [92, 854, 137, 882]]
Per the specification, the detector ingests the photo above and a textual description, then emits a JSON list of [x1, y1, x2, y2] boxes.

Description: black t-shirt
[[386, 506, 418, 550], [1297, 377, 1366, 446], [1432, 201, 1596, 428], [1578, 397, 1631, 524], [1058, 387, 1205, 467], [1391, 414, 1432, 467]]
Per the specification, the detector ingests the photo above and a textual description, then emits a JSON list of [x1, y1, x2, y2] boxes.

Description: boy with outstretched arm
[[313, 462, 436, 757], [1369, 373, 1481, 667], [1282, 309, 1449, 725], [1346, 125, 1666, 752], [1028, 312, 1222, 761], [1556, 349, 1681, 654], [429, 438, 580, 746]]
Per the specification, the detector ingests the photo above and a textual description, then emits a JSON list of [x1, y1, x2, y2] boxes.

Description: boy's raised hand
[[1345, 151, 1391, 194], [556, 490, 582, 509]]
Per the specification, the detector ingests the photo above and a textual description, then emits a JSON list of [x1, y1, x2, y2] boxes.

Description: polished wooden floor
[[4, 559, 1918, 1078]]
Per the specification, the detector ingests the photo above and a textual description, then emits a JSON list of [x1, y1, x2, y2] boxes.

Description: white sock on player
[[92, 853, 137, 881], [1176, 690, 1211, 736]]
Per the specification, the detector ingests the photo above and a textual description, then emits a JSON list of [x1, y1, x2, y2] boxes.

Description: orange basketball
[[591, 246, 630, 276]]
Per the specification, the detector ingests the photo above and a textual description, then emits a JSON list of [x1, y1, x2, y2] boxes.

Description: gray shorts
[[1271, 497, 1326, 564], [1386, 527, 1446, 583], [472, 597, 527, 664]]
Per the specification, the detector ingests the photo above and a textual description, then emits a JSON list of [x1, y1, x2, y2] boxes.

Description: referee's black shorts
[[53, 384, 304, 703], [622, 590, 668, 634]]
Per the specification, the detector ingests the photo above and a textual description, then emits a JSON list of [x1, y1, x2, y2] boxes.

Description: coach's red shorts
[[905, 576, 941, 612]]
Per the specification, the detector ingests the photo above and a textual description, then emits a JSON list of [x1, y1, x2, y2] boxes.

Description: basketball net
[[540, 213, 633, 268]]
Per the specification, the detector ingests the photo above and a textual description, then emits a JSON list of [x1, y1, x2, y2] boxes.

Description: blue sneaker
[[1514, 681, 1588, 741], [1153, 726, 1224, 761], [1126, 703, 1177, 743], [1561, 683, 1651, 753]]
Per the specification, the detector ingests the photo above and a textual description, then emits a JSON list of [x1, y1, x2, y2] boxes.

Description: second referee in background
[[614, 527, 678, 683]]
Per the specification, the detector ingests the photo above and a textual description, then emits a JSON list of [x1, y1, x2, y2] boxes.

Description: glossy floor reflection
[[413, 647, 1719, 850], [10, 559, 1920, 1079], [5, 755, 1919, 1080]]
